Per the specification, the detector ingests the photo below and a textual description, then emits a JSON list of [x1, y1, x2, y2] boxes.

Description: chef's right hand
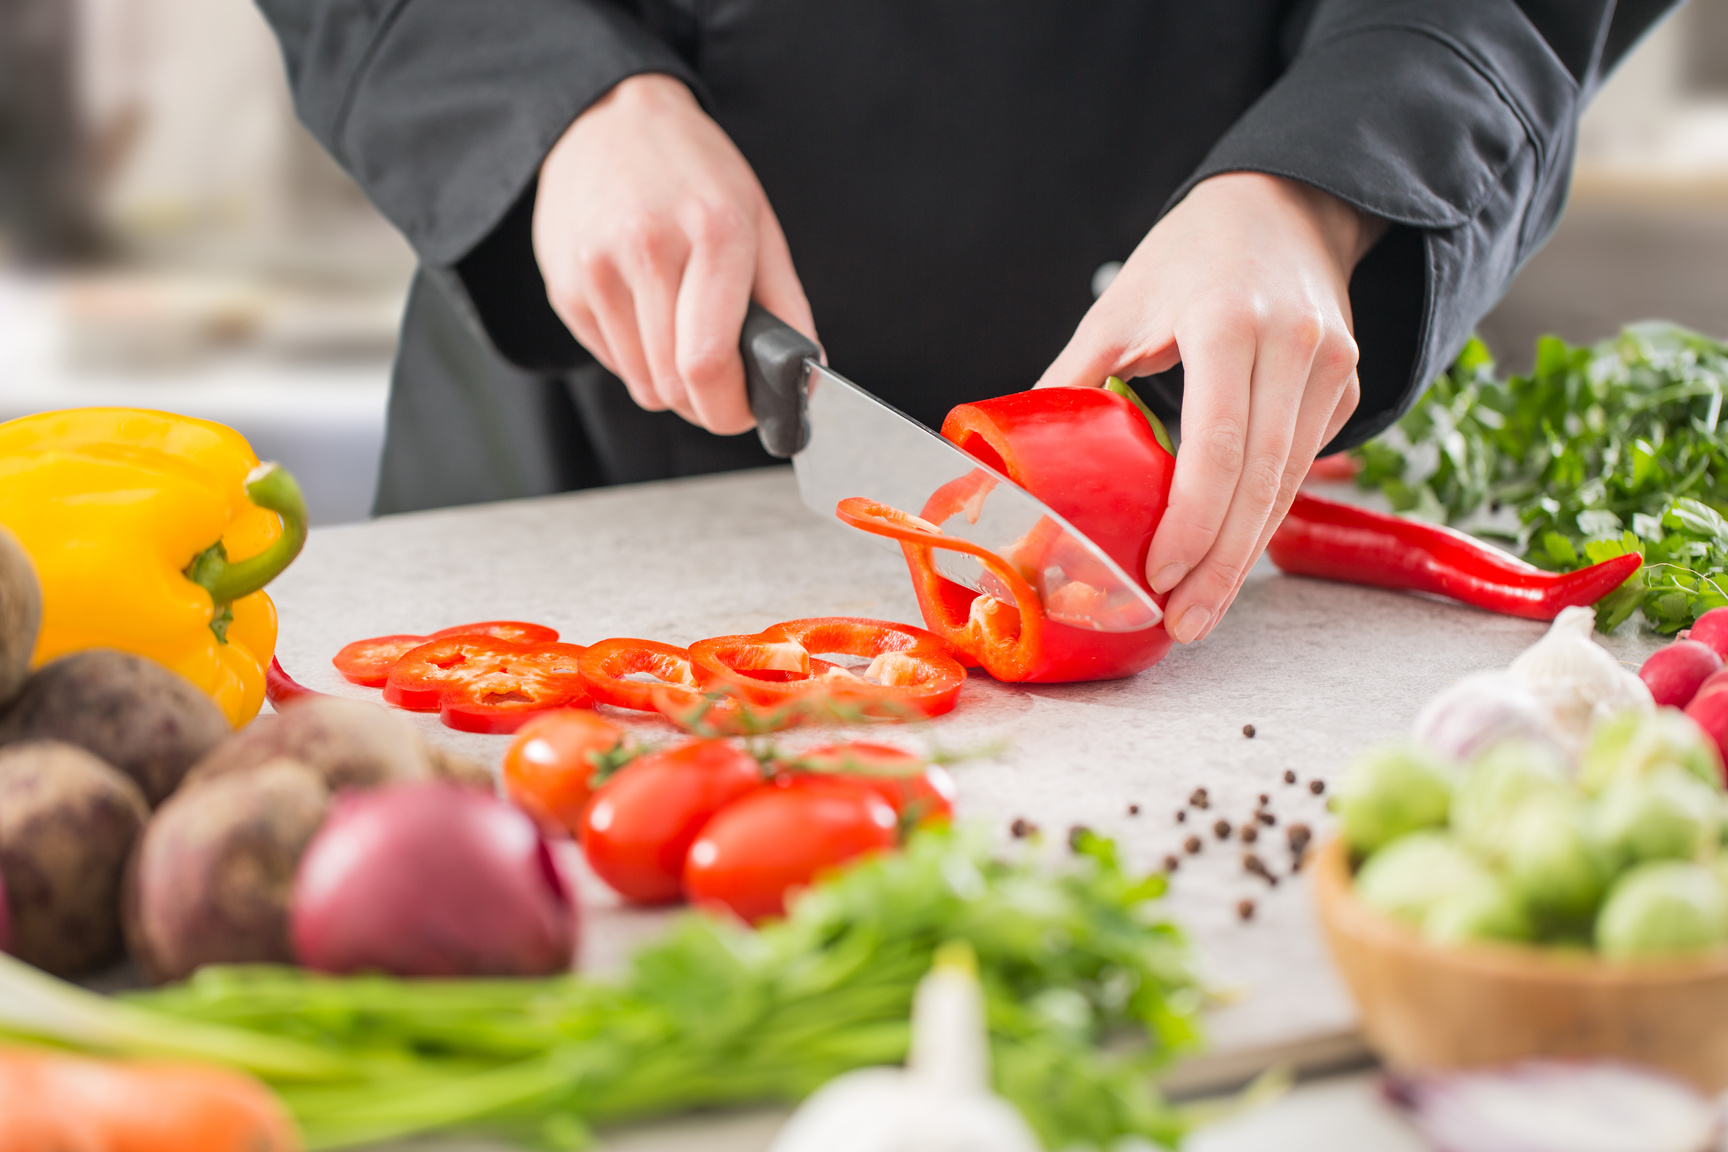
[[533, 73, 817, 434]]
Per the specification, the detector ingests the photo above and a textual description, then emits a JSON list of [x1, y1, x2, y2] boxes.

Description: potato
[[426, 743, 497, 792], [125, 757, 329, 983], [0, 525, 42, 710], [185, 696, 436, 793], [0, 649, 229, 806], [0, 741, 149, 975]]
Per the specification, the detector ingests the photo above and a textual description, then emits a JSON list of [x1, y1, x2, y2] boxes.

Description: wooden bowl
[[1313, 836, 1728, 1090]]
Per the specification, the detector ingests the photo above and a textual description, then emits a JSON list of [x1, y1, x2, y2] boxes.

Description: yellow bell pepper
[[0, 408, 307, 726]]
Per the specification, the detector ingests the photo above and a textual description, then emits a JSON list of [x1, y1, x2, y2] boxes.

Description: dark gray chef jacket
[[258, 0, 1674, 514]]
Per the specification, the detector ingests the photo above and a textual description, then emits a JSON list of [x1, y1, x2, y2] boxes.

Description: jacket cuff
[[1167, 1, 1579, 449], [320, 0, 699, 267]]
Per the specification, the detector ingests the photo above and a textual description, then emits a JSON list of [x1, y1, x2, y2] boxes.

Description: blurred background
[[2, 1, 1726, 525]]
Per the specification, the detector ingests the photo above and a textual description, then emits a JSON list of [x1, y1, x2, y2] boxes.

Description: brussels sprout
[[1423, 873, 1533, 946], [1503, 798, 1609, 928], [1355, 832, 1489, 926], [1595, 861, 1728, 959], [1452, 739, 1570, 863], [1336, 743, 1456, 857], [1580, 709, 1723, 796], [1592, 764, 1719, 869]]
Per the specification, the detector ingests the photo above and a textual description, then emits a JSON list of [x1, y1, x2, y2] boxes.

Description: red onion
[[291, 782, 577, 977], [1687, 607, 1728, 660], [1640, 641, 1724, 709], [1387, 1061, 1720, 1152]]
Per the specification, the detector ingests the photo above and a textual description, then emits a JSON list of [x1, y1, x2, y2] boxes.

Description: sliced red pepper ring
[[333, 620, 560, 687], [383, 636, 591, 733], [689, 616, 967, 719], [578, 638, 705, 712], [836, 498, 1047, 682]]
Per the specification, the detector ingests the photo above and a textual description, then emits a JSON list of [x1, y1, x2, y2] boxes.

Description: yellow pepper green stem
[[184, 463, 308, 628]]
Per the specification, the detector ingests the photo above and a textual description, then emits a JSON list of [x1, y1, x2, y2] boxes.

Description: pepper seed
[[1309, 779, 1326, 795], [1283, 770, 1297, 785], [1184, 835, 1203, 854], [1237, 898, 1256, 921], [1239, 824, 1258, 844], [1242, 723, 1257, 738]]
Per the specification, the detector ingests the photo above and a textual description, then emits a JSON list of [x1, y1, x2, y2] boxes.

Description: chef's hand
[[533, 73, 816, 434], [1035, 172, 1386, 645]]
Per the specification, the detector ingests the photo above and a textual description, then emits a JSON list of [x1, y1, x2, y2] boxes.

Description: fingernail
[[1171, 606, 1211, 644], [1151, 563, 1190, 594]]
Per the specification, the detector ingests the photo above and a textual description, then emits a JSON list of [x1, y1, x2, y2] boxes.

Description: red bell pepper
[[840, 386, 1176, 682], [333, 621, 559, 686], [578, 637, 707, 712], [689, 617, 967, 718], [383, 636, 592, 733], [1266, 492, 1644, 620]]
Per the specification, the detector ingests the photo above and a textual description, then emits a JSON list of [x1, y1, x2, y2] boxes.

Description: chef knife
[[738, 303, 1162, 633]]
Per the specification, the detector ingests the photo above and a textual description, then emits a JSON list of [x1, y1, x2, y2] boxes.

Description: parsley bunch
[[122, 827, 1201, 1151], [1353, 323, 1728, 633]]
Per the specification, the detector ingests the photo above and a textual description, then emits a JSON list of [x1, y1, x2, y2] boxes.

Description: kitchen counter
[[265, 466, 1662, 1149]]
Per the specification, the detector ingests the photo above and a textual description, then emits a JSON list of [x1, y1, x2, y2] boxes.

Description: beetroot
[[1639, 641, 1724, 709], [1686, 607, 1728, 660], [291, 782, 577, 977]]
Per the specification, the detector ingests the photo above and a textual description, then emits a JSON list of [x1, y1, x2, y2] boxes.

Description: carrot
[[0, 1047, 300, 1152]]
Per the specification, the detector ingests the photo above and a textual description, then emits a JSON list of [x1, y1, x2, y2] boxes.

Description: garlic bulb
[[1507, 607, 1652, 757], [1412, 671, 1560, 762], [767, 943, 1040, 1152]]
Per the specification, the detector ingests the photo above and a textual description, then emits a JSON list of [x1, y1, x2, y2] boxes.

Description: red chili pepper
[[265, 657, 326, 708], [384, 636, 592, 733], [839, 387, 1176, 683], [1266, 492, 1644, 621], [333, 621, 559, 687]]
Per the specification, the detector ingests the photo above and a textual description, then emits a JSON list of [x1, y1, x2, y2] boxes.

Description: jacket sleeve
[[1169, 0, 1680, 451], [254, 0, 699, 368]]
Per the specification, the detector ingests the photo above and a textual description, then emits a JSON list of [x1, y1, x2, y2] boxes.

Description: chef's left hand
[[1035, 171, 1387, 645]]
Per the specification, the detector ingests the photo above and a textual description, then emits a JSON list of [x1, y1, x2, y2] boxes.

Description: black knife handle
[[741, 302, 820, 458]]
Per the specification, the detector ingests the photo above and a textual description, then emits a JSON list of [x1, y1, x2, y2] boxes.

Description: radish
[[1639, 641, 1723, 709], [1684, 685, 1728, 779], [291, 782, 577, 977], [1686, 607, 1728, 660], [1387, 1061, 1720, 1152]]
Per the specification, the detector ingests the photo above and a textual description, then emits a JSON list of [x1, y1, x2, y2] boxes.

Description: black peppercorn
[[1213, 818, 1232, 839], [1242, 723, 1256, 738], [1309, 779, 1326, 795], [1240, 824, 1258, 844], [1128, 803, 1141, 816], [1010, 817, 1036, 838], [1237, 898, 1255, 921], [1163, 854, 1180, 873], [1283, 770, 1297, 785], [1258, 810, 1276, 827], [1184, 835, 1203, 854], [1067, 824, 1092, 852], [1189, 787, 1210, 809]]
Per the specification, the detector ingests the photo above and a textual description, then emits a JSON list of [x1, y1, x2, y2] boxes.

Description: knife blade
[[740, 304, 1162, 633]]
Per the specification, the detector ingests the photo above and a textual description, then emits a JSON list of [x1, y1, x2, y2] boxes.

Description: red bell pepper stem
[[1266, 492, 1644, 621], [265, 657, 328, 708]]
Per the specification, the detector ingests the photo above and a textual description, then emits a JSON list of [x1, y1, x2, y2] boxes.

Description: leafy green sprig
[[121, 826, 1201, 1151], [1352, 323, 1728, 632]]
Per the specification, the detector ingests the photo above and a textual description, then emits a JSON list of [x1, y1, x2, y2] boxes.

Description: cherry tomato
[[582, 740, 764, 904], [791, 742, 956, 828], [684, 776, 899, 923], [501, 711, 637, 837]]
